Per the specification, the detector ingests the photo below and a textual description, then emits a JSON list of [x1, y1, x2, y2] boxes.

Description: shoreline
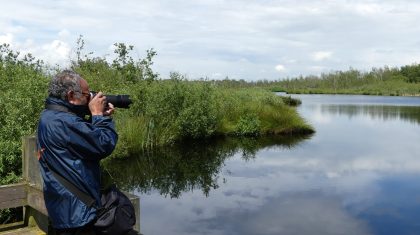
[[272, 90, 420, 97]]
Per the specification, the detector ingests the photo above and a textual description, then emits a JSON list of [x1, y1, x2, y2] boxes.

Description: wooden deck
[[0, 223, 45, 235], [0, 136, 141, 234]]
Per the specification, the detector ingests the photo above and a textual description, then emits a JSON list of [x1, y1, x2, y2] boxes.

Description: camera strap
[[43, 158, 98, 209]]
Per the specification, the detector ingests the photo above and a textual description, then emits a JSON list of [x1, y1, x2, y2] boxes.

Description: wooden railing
[[0, 136, 141, 234]]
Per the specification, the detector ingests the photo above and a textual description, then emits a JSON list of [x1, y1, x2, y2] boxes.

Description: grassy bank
[[113, 78, 313, 157]]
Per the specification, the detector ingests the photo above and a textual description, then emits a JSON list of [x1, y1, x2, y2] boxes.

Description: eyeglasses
[[77, 91, 91, 99]]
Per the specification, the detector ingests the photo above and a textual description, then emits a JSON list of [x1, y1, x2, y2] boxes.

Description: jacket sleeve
[[66, 115, 118, 160]]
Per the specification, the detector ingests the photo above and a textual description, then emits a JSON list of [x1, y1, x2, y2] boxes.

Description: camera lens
[[106, 95, 132, 109], [89, 91, 132, 109]]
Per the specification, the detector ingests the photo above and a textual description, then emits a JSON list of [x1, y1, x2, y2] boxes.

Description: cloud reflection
[[130, 95, 420, 235], [191, 192, 372, 235]]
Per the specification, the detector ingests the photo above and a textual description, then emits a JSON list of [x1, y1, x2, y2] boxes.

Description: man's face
[[68, 79, 90, 105]]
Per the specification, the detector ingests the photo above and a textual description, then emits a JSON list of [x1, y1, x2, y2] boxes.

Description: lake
[[104, 94, 420, 235]]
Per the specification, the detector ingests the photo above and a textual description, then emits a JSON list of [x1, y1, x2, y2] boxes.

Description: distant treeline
[[209, 66, 420, 96]]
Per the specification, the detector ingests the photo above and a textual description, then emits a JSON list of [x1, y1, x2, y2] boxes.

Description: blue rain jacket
[[37, 97, 118, 229]]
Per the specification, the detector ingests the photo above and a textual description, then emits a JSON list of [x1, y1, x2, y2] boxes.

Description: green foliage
[[235, 113, 261, 136], [0, 44, 48, 185], [176, 82, 218, 138], [280, 95, 302, 106], [400, 64, 420, 83], [115, 74, 218, 154], [0, 208, 22, 225], [73, 35, 158, 86]]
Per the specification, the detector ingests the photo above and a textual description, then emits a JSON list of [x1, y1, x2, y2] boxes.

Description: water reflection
[[317, 105, 420, 124], [194, 192, 372, 235], [102, 135, 311, 198], [291, 94, 420, 123], [347, 174, 420, 235], [105, 94, 420, 235]]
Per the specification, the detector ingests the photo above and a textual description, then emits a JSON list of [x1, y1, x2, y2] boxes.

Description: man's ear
[[67, 90, 75, 103]]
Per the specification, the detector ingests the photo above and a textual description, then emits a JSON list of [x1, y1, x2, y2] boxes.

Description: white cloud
[[0, 33, 13, 44], [353, 3, 383, 15], [308, 65, 327, 73], [58, 29, 71, 39], [211, 72, 223, 79], [36, 40, 71, 66], [18, 39, 71, 67], [275, 64, 285, 72], [312, 51, 333, 61], [46, 40, 70, 58]]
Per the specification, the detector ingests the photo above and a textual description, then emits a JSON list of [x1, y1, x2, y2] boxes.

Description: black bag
[[43, 158, 137, 235], [94, 185, 137, 235]]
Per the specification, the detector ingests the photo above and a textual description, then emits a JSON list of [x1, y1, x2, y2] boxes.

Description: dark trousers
[[55, 223, 96, 235], [55, 224, 141, 235], [56, 227, 140, 235]]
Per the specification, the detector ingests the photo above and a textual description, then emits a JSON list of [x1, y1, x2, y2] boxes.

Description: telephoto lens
[[90, 91, 132, 109]]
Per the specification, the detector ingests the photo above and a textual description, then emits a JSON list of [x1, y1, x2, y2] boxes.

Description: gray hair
[[48, 70, 83, 100]]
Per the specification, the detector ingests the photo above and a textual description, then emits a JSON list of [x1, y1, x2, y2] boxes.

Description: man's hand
[[89, 92, 106, 116], [104, 103, 115, 116]]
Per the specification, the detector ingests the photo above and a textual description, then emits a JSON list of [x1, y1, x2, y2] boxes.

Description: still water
[[105, 94, 420, 235]]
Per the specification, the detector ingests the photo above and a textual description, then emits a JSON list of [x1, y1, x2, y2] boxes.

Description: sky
[[1, 0, 420, 81]]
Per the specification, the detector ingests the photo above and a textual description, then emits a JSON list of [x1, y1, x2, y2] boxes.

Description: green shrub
[[176, 82, 218, 138], [234, 113, 261, 136], [0, 44, 48, 185]]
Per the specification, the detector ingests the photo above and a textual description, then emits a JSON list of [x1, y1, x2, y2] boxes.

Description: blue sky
[[1, 0, 420, 81]]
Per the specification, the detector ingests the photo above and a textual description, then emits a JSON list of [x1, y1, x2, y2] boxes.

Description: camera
[[90, 91, 132, 109]]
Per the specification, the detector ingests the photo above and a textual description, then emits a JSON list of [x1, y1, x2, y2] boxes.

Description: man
[[37, 70, 118, 234]]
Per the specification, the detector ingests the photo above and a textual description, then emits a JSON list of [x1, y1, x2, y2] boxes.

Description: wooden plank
[[125, 192, 141, 233], [24, 206, 49, 234], [0, 183, 27, 210], [26, 187, 47, 216], [22, 136, 43, 190], [0, 222, 25, 233], [0, 226, 46, 235]]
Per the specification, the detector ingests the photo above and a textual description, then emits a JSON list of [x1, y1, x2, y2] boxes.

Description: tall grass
[[214, 88, 311, 135], [112, 76, 314, 157]]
